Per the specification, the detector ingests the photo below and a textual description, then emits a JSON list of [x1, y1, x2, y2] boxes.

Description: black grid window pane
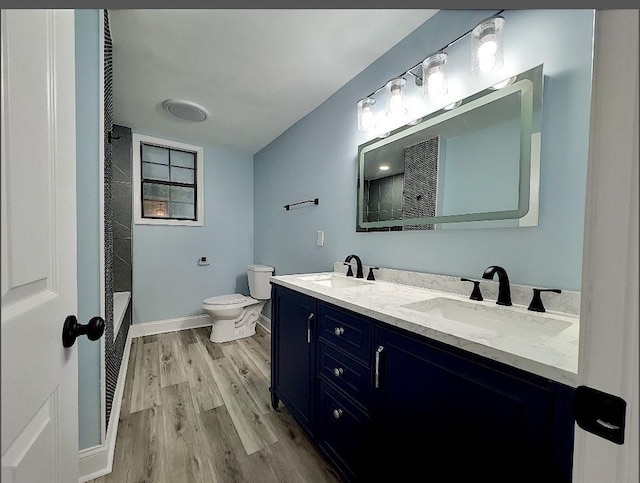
[[141, 142, 197, 221], [142, 144, 169, 164]]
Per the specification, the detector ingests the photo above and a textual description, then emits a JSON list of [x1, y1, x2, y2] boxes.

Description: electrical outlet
[[197, 256, 210, 267], [317, 230, 325, 247]]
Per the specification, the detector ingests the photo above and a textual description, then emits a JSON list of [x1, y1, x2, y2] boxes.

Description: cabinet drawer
[[318, 341, 371, 410], [318, 304, 371, 365], [318, 380, 371, 482]]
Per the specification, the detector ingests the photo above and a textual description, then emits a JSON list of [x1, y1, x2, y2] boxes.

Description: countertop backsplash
[[333, 262, 581, 316]]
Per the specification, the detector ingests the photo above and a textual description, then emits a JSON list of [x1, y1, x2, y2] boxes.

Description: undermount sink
[[401, 297, 572, 339], [297, 274, 372, 289]]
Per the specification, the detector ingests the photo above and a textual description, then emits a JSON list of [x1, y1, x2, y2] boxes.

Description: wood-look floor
[[91, 326, 340, 483]]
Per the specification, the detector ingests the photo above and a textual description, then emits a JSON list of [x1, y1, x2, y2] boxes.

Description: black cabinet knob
[[62, 315, 105, 348]]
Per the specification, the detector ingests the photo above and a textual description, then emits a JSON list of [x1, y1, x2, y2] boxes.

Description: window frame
[[132, 133, 204, 226]]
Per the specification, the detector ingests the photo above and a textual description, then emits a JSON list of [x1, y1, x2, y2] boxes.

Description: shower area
[[103, 10, 133, 431]]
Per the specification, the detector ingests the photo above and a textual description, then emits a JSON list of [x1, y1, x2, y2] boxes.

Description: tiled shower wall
[[112, 124, 132, 293], [365, 173, 404, 223], [402, 137, 439, 231], [104, 122, 132, 428]]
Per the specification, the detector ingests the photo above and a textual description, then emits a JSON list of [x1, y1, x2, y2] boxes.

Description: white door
[[1, 10, 81, 483], [573, 10, 639, 483]]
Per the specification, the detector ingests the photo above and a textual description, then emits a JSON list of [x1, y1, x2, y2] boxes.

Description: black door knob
[[62, 315, 105, 348]]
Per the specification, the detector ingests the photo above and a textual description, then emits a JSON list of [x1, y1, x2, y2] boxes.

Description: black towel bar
[[284, 198, 319, 211]]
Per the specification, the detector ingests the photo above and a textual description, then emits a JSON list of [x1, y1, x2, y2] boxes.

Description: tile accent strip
[[104, 11, 131, 431]]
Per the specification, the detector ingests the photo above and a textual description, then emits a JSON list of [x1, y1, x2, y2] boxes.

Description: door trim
[[573, 9, 638, 482], [78, 331, 132, 482], [98, 7, 107, 449]]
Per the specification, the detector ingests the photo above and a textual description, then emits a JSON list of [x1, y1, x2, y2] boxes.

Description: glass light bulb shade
[[422, 53, 448, 100], [385, 77, 407, 118], [472, 17, 505, 75], [357, 97, 376, 132]]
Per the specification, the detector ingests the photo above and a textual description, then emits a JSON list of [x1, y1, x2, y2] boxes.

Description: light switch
[[317, 230, 325, 247]]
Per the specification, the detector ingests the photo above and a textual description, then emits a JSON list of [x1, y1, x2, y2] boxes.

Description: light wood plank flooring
[[92, 326, 340, 483]]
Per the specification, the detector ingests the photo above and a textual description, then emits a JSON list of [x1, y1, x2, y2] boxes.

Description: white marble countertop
[[271, 272, 579, 387]]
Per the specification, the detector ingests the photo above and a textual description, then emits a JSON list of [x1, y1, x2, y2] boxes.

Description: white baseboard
[[79, 329, 134, 482], [78, 444, 107, 483], [128, 314, 211, 338], [258, 314, 271, 333]]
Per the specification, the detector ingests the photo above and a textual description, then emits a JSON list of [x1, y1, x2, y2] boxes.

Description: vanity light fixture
[[472, 16, 505, 75], [355, 10, 505, 131], [379, 165, 390, 171], [423, 52, 449, 100], [385, 77, 407, 119], [490, 75, 517, 89], [443, 100, 462, 110], [357, 97, 376, 132]]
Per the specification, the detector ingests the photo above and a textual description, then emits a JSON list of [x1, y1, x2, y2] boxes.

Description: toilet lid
[[203, 294, 248, 306]]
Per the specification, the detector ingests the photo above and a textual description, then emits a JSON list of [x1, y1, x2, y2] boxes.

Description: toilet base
[[209, 302, 265, 343]]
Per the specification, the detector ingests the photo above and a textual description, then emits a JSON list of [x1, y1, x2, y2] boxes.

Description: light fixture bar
[[364, 10, 505, 97]]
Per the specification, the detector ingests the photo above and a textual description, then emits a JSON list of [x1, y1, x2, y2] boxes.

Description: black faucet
[[344, 254, 364, 279], [482, 265, 512, 306]]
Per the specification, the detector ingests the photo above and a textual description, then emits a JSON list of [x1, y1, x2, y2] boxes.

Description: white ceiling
[[109, 9, 438, 154]]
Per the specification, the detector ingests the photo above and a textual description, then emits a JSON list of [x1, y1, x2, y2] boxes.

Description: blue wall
[[254, 9, 594, 291], [132, 136, 254, 323], [75, 9, 102, 451]]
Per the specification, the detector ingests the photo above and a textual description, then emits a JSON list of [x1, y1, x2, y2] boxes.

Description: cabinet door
[[374, 326, 555, 483], [272, 286, 316, 435]]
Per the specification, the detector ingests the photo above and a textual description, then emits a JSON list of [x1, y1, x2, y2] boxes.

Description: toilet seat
[[203, 294, 259, 308]]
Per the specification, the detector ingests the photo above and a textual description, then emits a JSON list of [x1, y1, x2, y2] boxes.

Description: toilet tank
[[247, 264, 274, 300]]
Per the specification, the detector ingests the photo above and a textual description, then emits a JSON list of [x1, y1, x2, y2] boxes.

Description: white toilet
[[202, 264, 274, 343]]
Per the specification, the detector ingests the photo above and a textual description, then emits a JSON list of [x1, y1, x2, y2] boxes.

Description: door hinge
[[575, 385, 626, 444]]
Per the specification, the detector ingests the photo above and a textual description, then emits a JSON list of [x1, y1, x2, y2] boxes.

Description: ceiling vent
[[162, 99, 210, 122]]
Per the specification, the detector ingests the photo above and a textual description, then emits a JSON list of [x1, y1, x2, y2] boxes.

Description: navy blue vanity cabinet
[[271, 285, 317, 437], [271, 285, 575, 482], [373, 324, 574, 482]]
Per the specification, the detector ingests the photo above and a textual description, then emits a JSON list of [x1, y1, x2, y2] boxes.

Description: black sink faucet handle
[[367, 267, 380, 281], [461, 278, 483, 301], [528, 288, 562, 313], [343, 262, 354, 277]]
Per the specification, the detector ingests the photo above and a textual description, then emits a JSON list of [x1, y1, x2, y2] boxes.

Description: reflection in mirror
[[357, 64, 543, 232]]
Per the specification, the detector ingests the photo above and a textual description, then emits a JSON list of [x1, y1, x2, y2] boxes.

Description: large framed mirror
[[357, 64, 543, 232]]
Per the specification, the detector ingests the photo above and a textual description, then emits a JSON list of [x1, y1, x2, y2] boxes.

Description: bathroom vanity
[[270, 269, 578, 482]]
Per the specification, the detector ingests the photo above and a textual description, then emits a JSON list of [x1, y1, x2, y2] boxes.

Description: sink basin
[[401, 297, 572, 339], [297, 274, 372, 289]]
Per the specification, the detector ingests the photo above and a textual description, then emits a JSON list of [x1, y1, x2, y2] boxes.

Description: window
[[132, 133, 204, 226]]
